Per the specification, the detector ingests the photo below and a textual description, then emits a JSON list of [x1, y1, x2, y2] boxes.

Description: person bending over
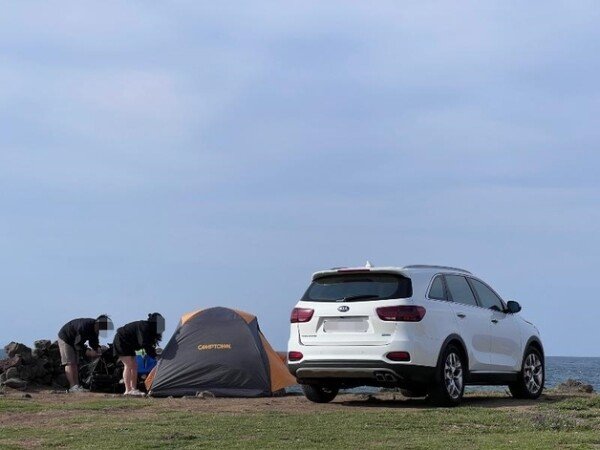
[[113, 312, 164, 396], [58, 315, 114, 393]]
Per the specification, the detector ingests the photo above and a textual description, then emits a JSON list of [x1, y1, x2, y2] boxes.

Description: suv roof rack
[[402, 265, 472, 274]]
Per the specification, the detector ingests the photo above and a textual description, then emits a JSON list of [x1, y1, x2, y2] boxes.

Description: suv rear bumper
[[288, 360, 436, 388]]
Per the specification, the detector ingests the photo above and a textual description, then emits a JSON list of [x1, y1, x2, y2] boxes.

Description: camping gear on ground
[[136, 354, 157, 389], [146, 307, 296, 397], [79, 346, 160, 393], [136, 354, 157, 375], [79, 344, 124, 393]]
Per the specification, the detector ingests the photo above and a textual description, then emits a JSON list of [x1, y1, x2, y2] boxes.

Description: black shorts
[[113, 334, 136, 357]]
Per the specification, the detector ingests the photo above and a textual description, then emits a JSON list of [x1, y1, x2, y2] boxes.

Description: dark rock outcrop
[[555, 379, 594, 394], [0, 341, 68, 390], [4, 378, 28, 390], [6, 342, 32, 358]]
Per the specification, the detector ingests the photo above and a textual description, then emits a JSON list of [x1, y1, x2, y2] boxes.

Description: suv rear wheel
[[428, 344, 465, 406], [302, 384, 339, 403], [509, 347, 544, 399]]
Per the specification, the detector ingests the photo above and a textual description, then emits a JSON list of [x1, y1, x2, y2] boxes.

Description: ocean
[[545, 356, 600, 391], [0, 349, 597, 391]]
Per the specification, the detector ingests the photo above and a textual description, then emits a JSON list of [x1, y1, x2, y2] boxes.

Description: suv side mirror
[[506, 300, 521, 314]]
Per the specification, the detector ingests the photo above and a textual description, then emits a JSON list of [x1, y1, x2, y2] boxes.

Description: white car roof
[[312, 265, 472, 281]]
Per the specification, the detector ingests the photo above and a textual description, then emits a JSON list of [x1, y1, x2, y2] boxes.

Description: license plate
[[323, 318, 369, 333]]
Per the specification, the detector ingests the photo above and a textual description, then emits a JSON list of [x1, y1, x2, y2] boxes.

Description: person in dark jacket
[[58, 315, 114, 393], [113, 312, 164, 396]]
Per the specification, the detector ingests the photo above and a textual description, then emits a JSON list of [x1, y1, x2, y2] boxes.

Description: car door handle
[[491, 319, 498, 324], [457, 313, 466, 319]]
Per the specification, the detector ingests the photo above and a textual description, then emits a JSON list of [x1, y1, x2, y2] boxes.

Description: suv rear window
[[301, 273, 413, 302]]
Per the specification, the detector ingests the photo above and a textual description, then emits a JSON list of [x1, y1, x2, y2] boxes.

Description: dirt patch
[[0, 389, 565, 417], [1, 438, 44, 449], [0, 405, 132, 429]]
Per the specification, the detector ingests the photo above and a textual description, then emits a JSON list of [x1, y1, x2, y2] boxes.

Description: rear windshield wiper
[[336, 294, 381, 302]]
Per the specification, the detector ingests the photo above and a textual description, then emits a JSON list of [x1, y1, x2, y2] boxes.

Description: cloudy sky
[[1, 1, 599, 356]]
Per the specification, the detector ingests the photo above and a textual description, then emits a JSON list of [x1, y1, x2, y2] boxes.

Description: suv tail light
[[386, 351, 411, 361], [288, 351, 303, 361], [376, 305, 426, 322], [290, 308, 314, 323]]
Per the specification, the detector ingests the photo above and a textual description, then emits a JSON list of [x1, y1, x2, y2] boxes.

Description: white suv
[[287, 264, 544, 406]]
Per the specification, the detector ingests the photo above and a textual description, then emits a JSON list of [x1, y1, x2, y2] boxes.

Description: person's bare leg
[[130, 359, 138, 392], [65, 363, 79, 387], [120, 357, 132, 393]]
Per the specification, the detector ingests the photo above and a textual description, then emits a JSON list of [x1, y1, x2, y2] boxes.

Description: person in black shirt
[[113, 312, 164, 396], [58, 315, 114, 393]]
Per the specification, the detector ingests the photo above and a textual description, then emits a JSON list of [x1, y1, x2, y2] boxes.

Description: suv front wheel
[[302, 384, 339, 403], [509, 347, 544, 399], [428, 344, 465, 406]]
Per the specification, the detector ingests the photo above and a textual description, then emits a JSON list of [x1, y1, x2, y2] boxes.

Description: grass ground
[[0, 390, 599, 449]]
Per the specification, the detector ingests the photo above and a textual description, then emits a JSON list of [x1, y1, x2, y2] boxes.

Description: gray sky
[[1, 1, 599, 355]]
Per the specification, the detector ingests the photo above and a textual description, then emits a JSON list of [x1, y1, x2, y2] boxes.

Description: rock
[[33, 359, 47, 379], [0, 339, 70, 388], [5, 342, 32, 359], [0, 356, 22, 373], [48, 341, 61, 357], [17, 365, 37, 382], [0, 340, 60, 388], [3, 378, 28, 390], [34, 340, 51, 351], [52, 373, 69, 388], [195, 391, 215, 399], [556, 379, 594, 394], [4, 367, 18, 380]]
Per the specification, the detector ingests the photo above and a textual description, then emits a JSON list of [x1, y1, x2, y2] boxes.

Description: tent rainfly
[[146, 307, 296, 397]]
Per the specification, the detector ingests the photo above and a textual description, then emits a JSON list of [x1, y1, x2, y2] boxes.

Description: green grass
[[0, 395, 599, 449], [0, 398, 148, 413]]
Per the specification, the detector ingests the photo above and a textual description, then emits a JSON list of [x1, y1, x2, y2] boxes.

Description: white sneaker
[[129, 389, 145, 397], [123, 389, 144, 396], [68, 385, 89, 393]]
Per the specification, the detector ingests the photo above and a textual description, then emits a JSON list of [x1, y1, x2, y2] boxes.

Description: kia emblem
[[337, 305, 350, 312]]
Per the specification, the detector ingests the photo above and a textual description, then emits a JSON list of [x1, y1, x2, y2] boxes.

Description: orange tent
[[146, 307, 295, 397]]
